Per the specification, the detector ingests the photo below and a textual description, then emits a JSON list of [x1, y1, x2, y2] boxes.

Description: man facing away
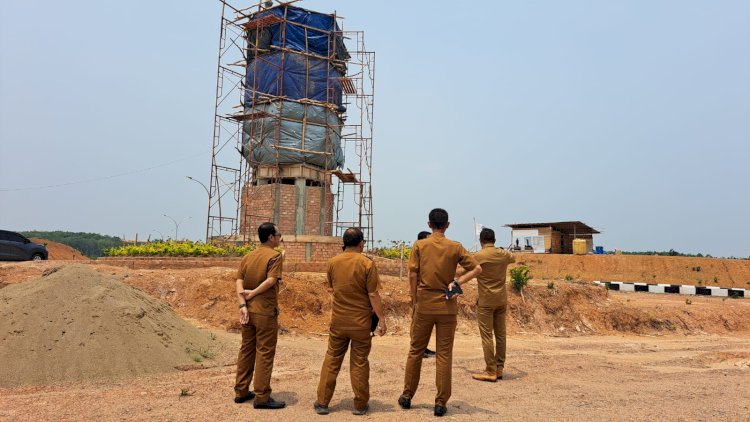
[[315, 227, 387, 416], [399, 208, 482, 417], [416, 231, 436, 359], [466, 227, 516, 382], [234, 222, 286, 409]]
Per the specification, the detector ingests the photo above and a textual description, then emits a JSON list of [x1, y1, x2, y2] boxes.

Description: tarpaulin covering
[[247, 5, 349, 61], [245, 52, 343, 107], [241, 101, 344, 169]]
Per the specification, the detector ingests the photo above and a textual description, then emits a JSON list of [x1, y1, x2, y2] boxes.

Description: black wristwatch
[[239, 303, 247, 309], [453, 279, 461, 286]]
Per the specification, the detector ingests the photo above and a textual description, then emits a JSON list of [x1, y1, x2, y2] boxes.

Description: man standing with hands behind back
[[399, 208, 482, 417], [314, 227, 386, 416], [234, 222, 286, 410]]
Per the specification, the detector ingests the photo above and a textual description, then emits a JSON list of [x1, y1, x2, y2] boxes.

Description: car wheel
[[31, 253, 44, 261]]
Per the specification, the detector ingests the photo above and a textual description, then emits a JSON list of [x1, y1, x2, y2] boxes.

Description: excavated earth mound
[[29, 238, 89, 260], [120, 268, 750, 337], [0, 265, 217, 387]]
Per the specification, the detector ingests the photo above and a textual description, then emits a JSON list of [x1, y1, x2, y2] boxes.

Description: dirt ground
[[1, 260, 749, 421], [1, 332, 748, 421]]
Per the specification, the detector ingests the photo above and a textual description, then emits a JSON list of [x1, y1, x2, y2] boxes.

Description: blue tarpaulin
[[247, 5, 349, 59], [242, 5, 347, 170], [245, 52, 343, 107]]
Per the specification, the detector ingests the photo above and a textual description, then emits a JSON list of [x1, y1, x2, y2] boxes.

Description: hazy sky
[[1, 1, 748, 257]]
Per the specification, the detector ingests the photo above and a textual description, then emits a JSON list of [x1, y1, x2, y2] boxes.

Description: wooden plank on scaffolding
[[227, 110, 271, 121], [332, 169, 358, 183], [339, 77, 357, 95], [244, 14, 283, 31]]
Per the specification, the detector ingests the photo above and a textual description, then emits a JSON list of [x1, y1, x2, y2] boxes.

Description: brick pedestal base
[[281, 236, 342, 263]]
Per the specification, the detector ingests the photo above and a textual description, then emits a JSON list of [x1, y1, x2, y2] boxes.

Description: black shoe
[[253, 397, 286, 409], [234, 392, 255, 403], [352, 405, 369, 416], [314, 402, 329, 415], [423, 348, 436, 358], [434, 404, 448, 417], [398, 395, 411, 409]]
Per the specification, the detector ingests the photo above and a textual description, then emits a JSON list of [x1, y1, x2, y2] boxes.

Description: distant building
[[505, 221, 599, 254]]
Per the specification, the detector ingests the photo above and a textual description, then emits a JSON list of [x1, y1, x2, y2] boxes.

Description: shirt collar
[[482, 244, 495, 249], [431, 232, 446, 239]]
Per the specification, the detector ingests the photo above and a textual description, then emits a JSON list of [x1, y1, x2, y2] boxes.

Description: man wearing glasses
[[234, 222, 286, 409]]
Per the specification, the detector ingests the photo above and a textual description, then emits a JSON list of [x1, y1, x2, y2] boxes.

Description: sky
[[1, 1, 749, 258]]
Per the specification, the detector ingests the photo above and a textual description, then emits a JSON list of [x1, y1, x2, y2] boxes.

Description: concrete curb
[[593, 281, 746, 298]]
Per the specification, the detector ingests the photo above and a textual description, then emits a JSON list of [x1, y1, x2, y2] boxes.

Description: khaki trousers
[[477, 304, 506, 372], [234, 312, 278, 403], [402, 312, 457, 406], [316, 328, 372, 410]]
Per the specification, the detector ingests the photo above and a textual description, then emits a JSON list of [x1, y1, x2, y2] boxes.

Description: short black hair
[[417, 231, 431, 240], [343, 227, 364, 247], [428, 208, 449, 229], [479, 228, 496, 244], [258, 222, 277, 243]]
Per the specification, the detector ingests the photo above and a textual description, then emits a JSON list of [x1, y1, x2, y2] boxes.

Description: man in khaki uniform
[[467, 227, 515, 382], [399, 208, 482, 417], [415, 231, 436, 358], [314, 227, 386, 416], [234, 222, 286, 409]]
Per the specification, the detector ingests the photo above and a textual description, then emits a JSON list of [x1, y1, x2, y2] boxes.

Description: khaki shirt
[[409, 232, 478, 315], [327, 249, 381, 331], [236, 244, 283, 316], [473, 245, 515, 308]]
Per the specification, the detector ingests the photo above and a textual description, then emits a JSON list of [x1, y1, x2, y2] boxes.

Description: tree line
[[21, 231, 123, 258]]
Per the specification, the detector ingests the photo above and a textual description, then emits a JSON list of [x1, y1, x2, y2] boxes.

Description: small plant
[[198, 347, 216, 359], [510, 265, 531, 292], [692, 266, 701, 272], [180, 388, 194, 397], [547, 281, 555, 289], [697, 280, 703, 285], [564, 274, 573, 281], [185, 345, 216, 362], [209, 332, 217, 341], [713, 276, 719, 284], [685, 298, 692, 305]]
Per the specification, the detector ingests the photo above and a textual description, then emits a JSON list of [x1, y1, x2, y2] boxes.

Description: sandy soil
[[1, 332, 748, 421], [0, 266, 217, 387]]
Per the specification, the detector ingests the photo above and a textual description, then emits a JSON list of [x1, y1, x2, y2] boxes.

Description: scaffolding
[[207, 0, 375, 249]]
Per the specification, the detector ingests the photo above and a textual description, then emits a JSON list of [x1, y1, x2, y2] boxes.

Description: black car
[[0, 230, 49, 261]]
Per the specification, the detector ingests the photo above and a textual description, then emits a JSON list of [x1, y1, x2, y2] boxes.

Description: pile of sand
[[30, 238, 89, 260], [0, 265, 217, 387]]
